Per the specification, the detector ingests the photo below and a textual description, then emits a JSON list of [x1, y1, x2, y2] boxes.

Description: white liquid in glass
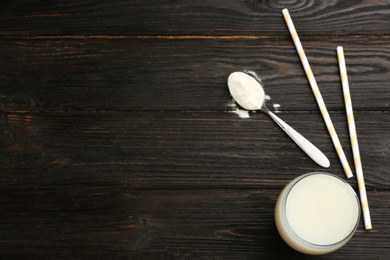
[[275, 172, 360, 255]]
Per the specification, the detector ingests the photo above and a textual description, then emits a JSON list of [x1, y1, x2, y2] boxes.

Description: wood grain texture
[[1, 111, 388, 190], [1, 0, 390, 259], [0, 37, 389, 112], [0, 186, 389, 259], [0, 0, 390, 36]]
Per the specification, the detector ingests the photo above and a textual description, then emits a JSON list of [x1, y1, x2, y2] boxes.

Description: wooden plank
[[1, 111, 388, 190], [0, 186, 388, 258], [0, 37, 389, 112], [1, 1, 389, 259], [1, 1, 390, 36]]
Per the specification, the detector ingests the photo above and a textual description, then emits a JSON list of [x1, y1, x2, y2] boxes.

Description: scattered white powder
[[228, 100, 250, 118], [232, 108, 250, 118], [273, 103, 281, 113], [245, 70, 262, 84]]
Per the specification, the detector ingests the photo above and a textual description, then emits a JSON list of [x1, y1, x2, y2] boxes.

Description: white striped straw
[[282, 8, 353, 179], [337, 46, 372, 229]]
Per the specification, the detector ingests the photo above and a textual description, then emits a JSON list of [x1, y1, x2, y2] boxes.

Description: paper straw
[[337, 46, 372, 229], [282, 9, 353, 179]]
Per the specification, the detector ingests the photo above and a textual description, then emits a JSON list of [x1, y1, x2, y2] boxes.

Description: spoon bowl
[[227, 71, 330, 168]]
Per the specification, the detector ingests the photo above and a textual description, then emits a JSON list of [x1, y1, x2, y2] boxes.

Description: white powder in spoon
[[227, 72, 265, 110]]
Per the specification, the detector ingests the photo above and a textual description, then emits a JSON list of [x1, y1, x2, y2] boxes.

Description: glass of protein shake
[[275, 172, 360, 254]]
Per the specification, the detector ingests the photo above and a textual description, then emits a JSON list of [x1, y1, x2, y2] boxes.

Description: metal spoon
[[227, 71, 330, 168]]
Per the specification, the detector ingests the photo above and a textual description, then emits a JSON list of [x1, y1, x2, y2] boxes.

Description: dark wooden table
[[1, 1, 389, 259]]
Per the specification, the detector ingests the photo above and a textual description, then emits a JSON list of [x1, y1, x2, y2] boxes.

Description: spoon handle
[[266, 110, 330, 168]]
